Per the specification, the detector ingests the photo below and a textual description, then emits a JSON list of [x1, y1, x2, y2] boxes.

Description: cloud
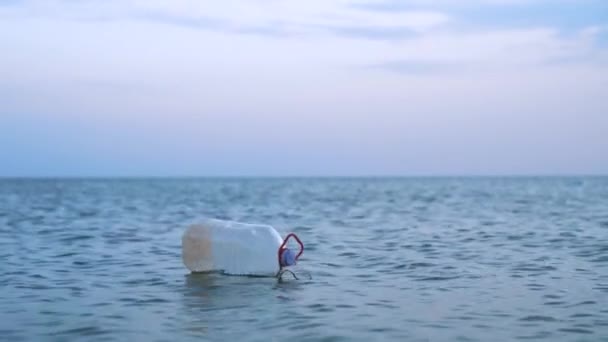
[[1, 0, 605, 86], [1, 2, 607, 112], [360, 25, 607, 77], [0, 0, 450, 39], [352, 0, 608, 37], [133, 0, 449, 34], [352, 0, 591, 11]]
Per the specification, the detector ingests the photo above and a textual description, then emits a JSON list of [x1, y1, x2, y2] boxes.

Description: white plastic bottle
[[181, 218, 302, 277]]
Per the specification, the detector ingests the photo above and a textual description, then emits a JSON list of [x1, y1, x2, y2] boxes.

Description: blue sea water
[[0, 177, 607, 341]]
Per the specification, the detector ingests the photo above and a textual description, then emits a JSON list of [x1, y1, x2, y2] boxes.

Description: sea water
[[0, 177, 607, 341]]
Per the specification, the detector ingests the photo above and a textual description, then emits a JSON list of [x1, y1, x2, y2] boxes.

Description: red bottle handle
[[277, 233, 304, 268]]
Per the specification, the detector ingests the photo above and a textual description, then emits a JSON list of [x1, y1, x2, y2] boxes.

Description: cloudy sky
[[1, 0, 607, 177]]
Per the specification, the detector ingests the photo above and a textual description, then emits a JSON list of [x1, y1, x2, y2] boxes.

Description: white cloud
[[369, 26, 603, 71], [134, 0, 450, 33], [1, 14, 605, 117], [354, 0, 585, 8], [1, 0, 451, 36]]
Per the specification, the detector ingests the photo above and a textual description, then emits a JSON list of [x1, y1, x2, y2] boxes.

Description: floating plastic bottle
[[181, 218, 303, 277]]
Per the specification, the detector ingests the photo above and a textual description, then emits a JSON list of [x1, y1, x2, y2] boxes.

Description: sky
[[0, 0, 607, 177]]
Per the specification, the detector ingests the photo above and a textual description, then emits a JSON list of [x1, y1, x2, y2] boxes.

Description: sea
[[1, 177, 607, 341]]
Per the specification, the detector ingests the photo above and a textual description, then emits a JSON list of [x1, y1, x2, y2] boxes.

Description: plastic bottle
[[181, 218, 302, 277]]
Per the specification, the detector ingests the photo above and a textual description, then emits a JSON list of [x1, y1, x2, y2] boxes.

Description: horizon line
[[1, 173, 607, 180]]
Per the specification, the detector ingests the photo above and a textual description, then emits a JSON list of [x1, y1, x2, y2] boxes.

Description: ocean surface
[[1, 177, 607, 341]]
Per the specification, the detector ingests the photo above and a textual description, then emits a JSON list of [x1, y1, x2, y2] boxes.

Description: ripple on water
[[511, 263, 558, 272], [519, 315, 558, 322], [51, 326, 112, 337], [557, 328, 594, 335]]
